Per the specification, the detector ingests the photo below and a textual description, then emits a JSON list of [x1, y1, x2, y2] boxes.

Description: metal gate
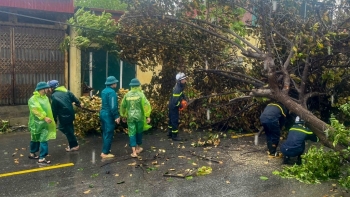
[[0, 25, 65, 105]]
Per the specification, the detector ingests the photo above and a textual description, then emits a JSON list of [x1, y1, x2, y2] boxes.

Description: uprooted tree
[[66, 0, 350, 150], [65, 0, 350, 187], [115, 0, 350, 187], [114, 0, 350, 151]]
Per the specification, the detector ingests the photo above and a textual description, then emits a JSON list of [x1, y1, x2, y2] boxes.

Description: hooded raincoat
[[28, 91, 56, 142], [120, 87, 152, 135]]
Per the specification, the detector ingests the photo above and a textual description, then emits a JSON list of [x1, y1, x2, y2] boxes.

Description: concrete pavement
[[0, 130, 347, 197]]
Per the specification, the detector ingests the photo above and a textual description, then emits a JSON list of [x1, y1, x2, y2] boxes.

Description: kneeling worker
[[280, 116, 319, 165], [260, 102, 288, 157]]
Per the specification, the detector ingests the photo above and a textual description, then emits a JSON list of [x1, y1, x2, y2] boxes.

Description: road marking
[[0, 163, 74, 178]]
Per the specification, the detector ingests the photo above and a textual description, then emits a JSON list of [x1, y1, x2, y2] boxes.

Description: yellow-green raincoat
[[28, 91, 56, 142], [120, 87, 152, 135]]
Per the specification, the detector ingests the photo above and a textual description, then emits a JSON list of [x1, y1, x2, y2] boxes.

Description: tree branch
[[229, 96, 251, 102], [291, 78, 301, 94], [195, 69, 265, 87], [196, 68, 265, 85], [250, 88, 273, 97], [122, 15, 248, 52], [302, 92, 327, 107], [299, 50, 311, 103], [281, 47, 294, 94], [190, 18, 263, 53]]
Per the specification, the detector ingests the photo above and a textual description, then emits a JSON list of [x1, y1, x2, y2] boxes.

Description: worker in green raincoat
[[120, 78, 152, 158], [28, 82, 56, 164]]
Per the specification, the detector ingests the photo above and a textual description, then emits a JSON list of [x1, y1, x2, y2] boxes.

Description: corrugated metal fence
[[0, 0, 74, 14], [0, 25, 65, 105]]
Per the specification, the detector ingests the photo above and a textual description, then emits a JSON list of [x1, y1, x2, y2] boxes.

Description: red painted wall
[[0, 0, 74, 13]]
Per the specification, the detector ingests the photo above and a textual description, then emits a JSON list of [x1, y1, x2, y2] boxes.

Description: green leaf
[[260, 176, 269, 180], [185, 176, 193, 180], [91, 173, 99, 178]]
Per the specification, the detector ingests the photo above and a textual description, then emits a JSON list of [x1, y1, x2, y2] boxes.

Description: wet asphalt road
[[0, 130, 347, 197]]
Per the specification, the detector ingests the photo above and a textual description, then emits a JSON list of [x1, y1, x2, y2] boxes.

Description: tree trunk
[[272, 92, 345, 152]]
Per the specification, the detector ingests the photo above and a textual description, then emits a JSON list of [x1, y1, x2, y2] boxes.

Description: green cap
[[35, 82, 50, 91], [105, 76, 119, 85], [129, 78, 141, 86]]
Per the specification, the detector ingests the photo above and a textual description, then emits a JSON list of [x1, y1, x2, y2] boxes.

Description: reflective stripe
[[268, 103, 286, 117], [168, 126, 172, 128], [126, 96, 140, 101], [173, 92, 183, 97], [172, 130, 178, 133], [290, 127, 313, 135]]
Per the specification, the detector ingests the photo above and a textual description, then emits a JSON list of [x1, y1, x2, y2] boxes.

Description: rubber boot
[[167, 129, 172, 139], [172, 133, 182, 141], [296, 155, 302, 165], [267, 142, 276, 156]]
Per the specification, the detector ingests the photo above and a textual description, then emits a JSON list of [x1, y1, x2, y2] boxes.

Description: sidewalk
[[0, 130, 346, 197]]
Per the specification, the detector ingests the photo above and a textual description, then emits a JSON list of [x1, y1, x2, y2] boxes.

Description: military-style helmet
[[176, 72, 187, 81]]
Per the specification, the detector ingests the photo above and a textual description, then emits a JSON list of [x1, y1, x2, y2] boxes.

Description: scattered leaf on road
[[128, 162, 137, 166], [260, 176, 269, 180], [20, 154, 23, 157], [178, 156, 186, 158], [117, 181, 125, 184], [169, 169, 175, 171], [91, 173, 99, 178], [226, 181, 230, 184], [115, 174, 119, 177], [152, 161, 158, 165], [197, 166, 212, 176], [83, 190, 90, 194], [185, 176, 193, 180]]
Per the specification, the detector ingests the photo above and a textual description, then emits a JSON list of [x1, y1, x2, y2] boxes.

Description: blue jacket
[[281, 124, 318, 151], [168, 82, 186, 110], [100, 86, 119, 120], [260, 103, 288, 127]]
